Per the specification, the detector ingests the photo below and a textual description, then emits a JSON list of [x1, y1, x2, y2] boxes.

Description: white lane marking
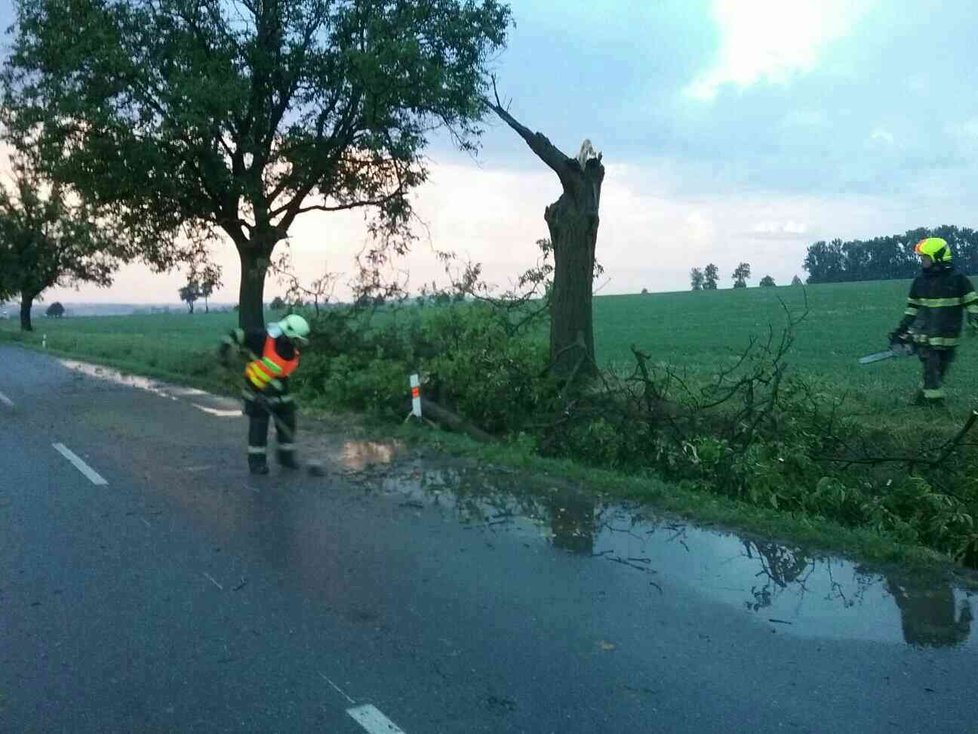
[[203, 572, 224, 591], [347, 705, 406, 734], [320, 673, 357, 706], [191, 403, 242, 418], [52, 443, 108, 486], [141, 518, 151, 529], [0, 391, 13, 408]]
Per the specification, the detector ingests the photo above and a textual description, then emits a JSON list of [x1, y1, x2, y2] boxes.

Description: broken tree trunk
[[419, 397, 497, 444], [491, 90, 604, 381]]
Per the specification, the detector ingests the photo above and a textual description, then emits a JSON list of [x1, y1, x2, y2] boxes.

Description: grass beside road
[[3, 281, 977, 578], [0, 311, 237, 392]]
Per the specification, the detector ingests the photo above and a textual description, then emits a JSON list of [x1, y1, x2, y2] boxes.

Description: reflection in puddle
[[365, 460, 976, 650], [54, 359, 978, 651]]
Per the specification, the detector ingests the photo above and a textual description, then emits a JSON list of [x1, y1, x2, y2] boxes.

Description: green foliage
[[703, 263, 719, 290], [3, 0, 513, 324], [0, 160, 128, 314], [804, 225, 978, 283], [291, 302, 552, 429], [178, 282, 200, 312], [732, 262, 751, 288]]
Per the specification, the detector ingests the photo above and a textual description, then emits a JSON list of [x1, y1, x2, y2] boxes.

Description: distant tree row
[[689, 262, 786, 290], [803, 225, 978, 283]]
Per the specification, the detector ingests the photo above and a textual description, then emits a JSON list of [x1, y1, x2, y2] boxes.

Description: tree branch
[[489, 77, 572, 181]]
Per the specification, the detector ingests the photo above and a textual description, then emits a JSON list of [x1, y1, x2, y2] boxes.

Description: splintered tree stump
[[491, 84, 604, 381]]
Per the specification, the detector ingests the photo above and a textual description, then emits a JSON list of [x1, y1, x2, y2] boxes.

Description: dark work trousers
[[245, 396, 297, 469], [919, 347, 955, 401]]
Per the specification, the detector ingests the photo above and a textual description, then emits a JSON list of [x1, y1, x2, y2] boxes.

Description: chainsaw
[[858, 341, 916, 366]]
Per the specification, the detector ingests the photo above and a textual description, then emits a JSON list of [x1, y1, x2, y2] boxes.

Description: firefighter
[[889, 237, 978, 406], [219, 314, 311, 474]]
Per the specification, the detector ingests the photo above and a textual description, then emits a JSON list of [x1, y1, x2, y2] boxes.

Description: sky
[[5, 0, 978, 304]]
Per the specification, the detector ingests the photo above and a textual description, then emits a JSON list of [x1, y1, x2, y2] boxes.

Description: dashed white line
[[191, 403, 242, 417], [0, 391, 13, 408], [203, 572, 224, 591], [320, 673, 357, 706], [347, 705, 406, 734], [52, 443, 108, 486]]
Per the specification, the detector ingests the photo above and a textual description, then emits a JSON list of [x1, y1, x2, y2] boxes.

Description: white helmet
[[278, 314, 310, 345]]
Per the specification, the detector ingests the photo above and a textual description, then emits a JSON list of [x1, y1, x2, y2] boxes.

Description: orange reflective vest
[[244, 335, 300, 390]]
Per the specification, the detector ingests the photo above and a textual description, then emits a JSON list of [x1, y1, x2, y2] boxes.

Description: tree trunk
[[237, 247, 269, 332], [20, 294, 34, 332], [489, 99, 604, 383], [546, 188, 600, 379]]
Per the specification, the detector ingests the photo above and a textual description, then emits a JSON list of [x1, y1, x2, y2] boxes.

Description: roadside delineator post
[[42, 334, 47, 350], [409, 374, 422, 419]]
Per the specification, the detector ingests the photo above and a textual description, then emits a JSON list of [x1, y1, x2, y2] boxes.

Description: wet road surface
[[1, 345, 976, 732]]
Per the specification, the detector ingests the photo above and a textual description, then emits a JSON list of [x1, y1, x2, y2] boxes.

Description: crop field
[[593, 279, 978, 429]]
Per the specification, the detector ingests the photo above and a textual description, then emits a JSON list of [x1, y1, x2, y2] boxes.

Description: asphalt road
[[0, 344, 976, 733]]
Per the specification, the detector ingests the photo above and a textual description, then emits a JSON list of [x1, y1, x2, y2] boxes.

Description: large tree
[[703, 263, 719, 290], [0, 162, 129, 331], [732, 262, 751, 289], [3, 0, 511, 330], [179, 281, 201, 313], [490, 90, 604, 379]]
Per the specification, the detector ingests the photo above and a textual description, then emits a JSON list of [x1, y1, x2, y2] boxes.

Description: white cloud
[[686, 0, 873, 102], [869, 127, 896, 146], [752, 220, 809, 237]]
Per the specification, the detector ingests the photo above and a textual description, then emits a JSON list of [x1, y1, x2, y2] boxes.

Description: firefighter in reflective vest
[[889, 237, 978, 405], [219, 314, 311, 474]]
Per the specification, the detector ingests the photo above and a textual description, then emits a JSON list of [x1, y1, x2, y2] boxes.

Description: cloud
[[686, 0, 873, 101], [751, 220, 809, 238]]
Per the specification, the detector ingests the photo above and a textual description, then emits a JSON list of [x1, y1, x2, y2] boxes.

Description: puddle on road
[[46, 355, 978, 651], [337, 439, 977, 651], [59, 359, 243, 417]]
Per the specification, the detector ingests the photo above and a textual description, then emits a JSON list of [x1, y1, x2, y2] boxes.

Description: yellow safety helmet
[[914, 237, 951, 263], [278, 314, 311, 345]]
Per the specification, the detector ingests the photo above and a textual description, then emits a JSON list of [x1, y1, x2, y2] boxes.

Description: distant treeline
[[804, 226, 978, 283]]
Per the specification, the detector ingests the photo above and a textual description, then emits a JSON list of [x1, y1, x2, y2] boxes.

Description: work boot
[[278, 452, 300, 470], [249, 456, 270, 475], [911, 390, 946, 408]]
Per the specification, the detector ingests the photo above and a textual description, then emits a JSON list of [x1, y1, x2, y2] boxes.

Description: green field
[[0, 310, 240, 391], [1, 279, 969, 424], [593, 280, 976, 426]]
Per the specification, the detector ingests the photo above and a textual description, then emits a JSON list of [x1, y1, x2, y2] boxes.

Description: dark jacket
[[896, 264, 978, 347]]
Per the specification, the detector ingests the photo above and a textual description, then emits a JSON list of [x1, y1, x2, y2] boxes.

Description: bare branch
[[489, 76, 573, 180]]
